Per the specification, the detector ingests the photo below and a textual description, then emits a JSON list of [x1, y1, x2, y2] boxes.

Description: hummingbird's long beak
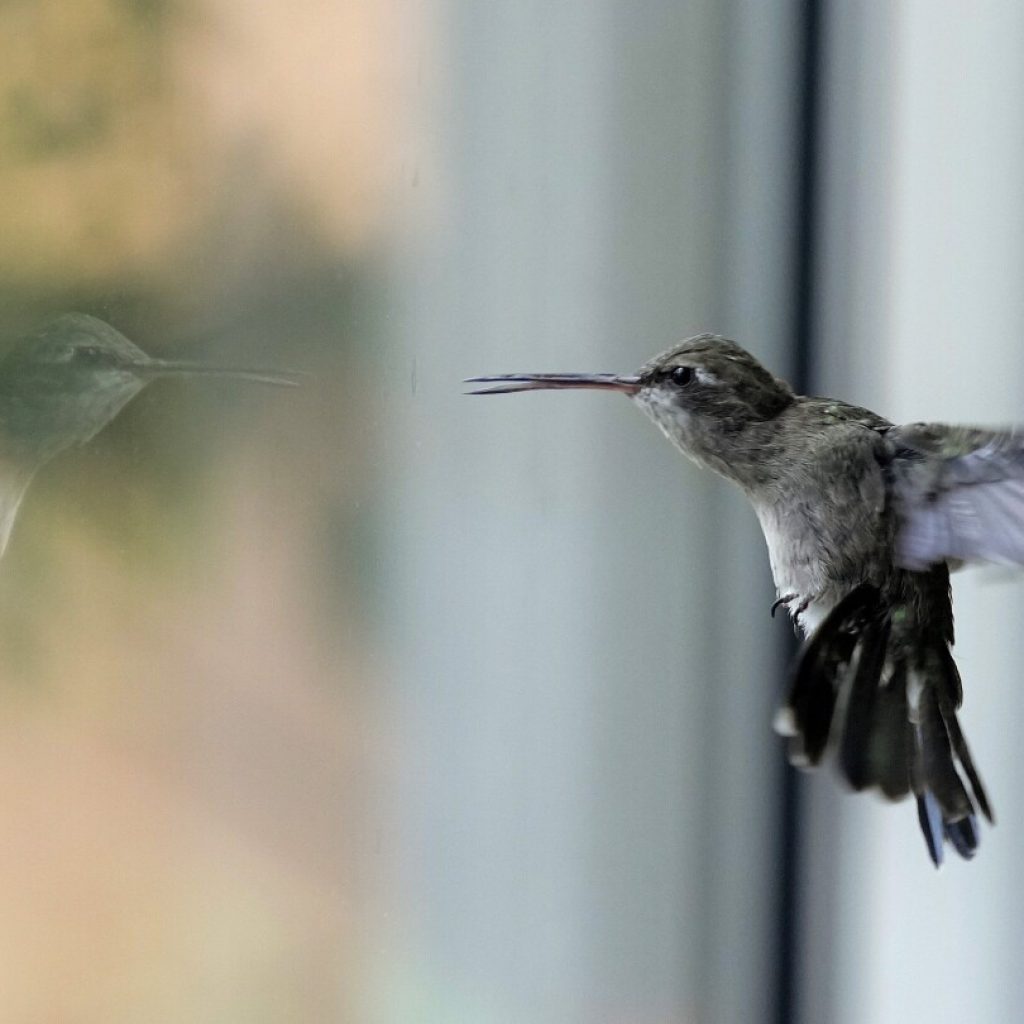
[[132, 360, 303, 387], [465, 373, 640, 396]]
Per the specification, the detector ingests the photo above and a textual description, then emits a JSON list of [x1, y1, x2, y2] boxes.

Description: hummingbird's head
[[630, 334, 793, 473], [0, 313, 300, 464], [467, 334, 793, 480], [0, 314, 157, 461]]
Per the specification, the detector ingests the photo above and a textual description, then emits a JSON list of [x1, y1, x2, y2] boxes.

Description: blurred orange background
[[0, 1, 419, 1018]]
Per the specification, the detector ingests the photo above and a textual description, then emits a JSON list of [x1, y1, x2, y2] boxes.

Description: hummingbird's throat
[[633, 386, 745, 483], [634, 389, 699, 457]]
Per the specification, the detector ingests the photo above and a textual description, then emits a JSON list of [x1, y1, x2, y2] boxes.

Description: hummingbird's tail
[[775, 583, 993, 866]]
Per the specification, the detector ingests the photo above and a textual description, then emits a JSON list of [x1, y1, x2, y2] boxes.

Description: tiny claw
[[771, 593, 798, 619]]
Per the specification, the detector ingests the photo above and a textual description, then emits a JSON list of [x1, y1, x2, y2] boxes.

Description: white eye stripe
[[695, 367, 719, 386]]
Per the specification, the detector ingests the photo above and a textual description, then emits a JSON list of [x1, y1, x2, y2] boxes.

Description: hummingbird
[[0, 312, 299, 556], [467, 334, 1010, 866]]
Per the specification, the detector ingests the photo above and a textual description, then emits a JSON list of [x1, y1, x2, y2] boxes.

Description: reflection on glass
[[0, 313, 299, 556]]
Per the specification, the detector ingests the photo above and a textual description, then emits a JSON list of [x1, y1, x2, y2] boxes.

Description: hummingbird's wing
[[0, 461, 37, 558], [886, 423, 1024, 569]]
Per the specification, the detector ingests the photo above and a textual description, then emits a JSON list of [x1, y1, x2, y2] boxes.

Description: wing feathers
[[890, 425, 1024, 569]]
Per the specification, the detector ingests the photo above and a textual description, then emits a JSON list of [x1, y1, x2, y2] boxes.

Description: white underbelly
[[756, 503, 839, 637]]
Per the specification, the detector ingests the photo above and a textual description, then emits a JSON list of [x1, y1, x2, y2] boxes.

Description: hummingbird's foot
[[770, 593, 799, 618], [771, 592, 813, 631]]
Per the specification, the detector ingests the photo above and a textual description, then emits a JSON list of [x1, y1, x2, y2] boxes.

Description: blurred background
[[0, 1, 1020, 1021]]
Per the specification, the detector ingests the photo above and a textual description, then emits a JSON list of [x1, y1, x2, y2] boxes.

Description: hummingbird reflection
[[0, 313, 299, 555], [469, 335, 1015, 867]]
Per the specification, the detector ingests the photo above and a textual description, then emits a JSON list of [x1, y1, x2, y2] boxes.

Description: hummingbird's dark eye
[[670, 365, 695, 387], [74, 346, 103, 361]]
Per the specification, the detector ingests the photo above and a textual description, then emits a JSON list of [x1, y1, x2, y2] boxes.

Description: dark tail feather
[[916, 791, 978, 865], [908, 646, 993, 864], [868, 660, 914, 800], [779, 584, 879, 766], [911, 684, 978, 864], [945, 816, 980, 860], [916, 792, 945, 866], [916, 800, 979, 866], [935, 646, 993, 823], [777, 584, 992, 866], [838, 616, 893, 790]]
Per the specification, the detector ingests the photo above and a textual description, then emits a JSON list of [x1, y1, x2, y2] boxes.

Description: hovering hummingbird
[[468, 334, 1010, 866], [0, 313, 299, 556]]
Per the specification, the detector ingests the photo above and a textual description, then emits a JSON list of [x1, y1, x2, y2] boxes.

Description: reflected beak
[[465, 373, 640, 396], [131, 360, 303, 387]]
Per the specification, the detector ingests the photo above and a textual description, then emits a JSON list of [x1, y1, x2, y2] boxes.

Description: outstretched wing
[[886, 423, 1024, 570]]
